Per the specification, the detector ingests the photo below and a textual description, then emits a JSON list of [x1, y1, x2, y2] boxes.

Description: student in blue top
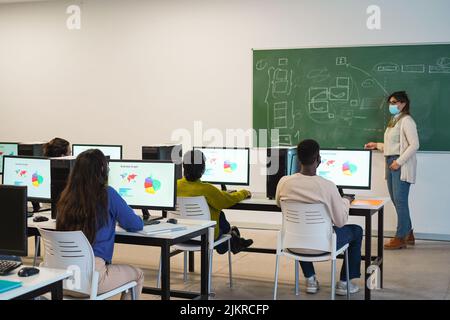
[[56, 149, 144, 300]]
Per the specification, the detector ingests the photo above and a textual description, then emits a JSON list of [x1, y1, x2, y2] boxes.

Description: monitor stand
[[221, 184, 236, 193], [142, 209, 150, 220], [338, 187, 355, 199]]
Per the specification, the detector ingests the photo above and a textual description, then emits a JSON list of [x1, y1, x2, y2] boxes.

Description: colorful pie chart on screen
[[223, 160, 237, 173], [342, 161, 357, 176], [144, 176, 161, 194], [32, 172, 44, 187]]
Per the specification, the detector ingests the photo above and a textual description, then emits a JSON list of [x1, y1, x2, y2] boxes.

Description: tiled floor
[[26, 229, 450, 300]]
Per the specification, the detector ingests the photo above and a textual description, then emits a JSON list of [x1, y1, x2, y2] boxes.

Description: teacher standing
[[365, 91, 419, 250]]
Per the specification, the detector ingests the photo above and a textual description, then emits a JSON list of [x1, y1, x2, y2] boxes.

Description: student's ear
[[316, 155, 321, 168]]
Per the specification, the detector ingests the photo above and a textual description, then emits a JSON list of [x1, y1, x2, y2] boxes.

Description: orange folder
[[352, 199, 383, 206]]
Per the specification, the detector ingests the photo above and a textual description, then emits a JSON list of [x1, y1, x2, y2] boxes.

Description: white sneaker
[[335, 280, 360, 296], [305, 275, 320, 294]]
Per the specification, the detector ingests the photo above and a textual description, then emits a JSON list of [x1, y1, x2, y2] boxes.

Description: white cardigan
[[376, 115, 420, 184]]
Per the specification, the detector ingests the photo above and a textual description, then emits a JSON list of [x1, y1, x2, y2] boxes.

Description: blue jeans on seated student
[[386, 155, 412, 239], [299, 224, 363, 281]]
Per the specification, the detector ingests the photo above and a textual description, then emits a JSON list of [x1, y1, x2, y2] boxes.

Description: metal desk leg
[[51, 280, 64, 300], [189, 252, 195, 272], [160, 243, 171, 300], [200, 232, 209, 299], [34, 236, 41, 257], [378, 207, 384, 288], [365, 213, 372, 300]]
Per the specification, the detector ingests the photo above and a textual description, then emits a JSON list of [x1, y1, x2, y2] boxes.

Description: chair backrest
[[169, 196, 211, 221], [279, 201, 334, 253], [38, 228, 95, 296]]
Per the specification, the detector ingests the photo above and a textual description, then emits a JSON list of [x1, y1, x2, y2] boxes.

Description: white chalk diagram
[[429, 57, 450, 73], [257, 52, 450, 146], [263, 58, 296, 145]]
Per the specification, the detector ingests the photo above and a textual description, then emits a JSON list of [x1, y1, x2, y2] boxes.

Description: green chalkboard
[[253, 44, 450, 151]]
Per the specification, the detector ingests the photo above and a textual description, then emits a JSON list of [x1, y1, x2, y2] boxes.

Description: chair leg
[[208, 249, 213, 295], [156, 257, 162, 288], [345, 249, 350, 300], [33, 236, 40, 267], [294, 261, 299, 296], [131, 286, 137, 300], [183, 251, 188, 282], [227, 239, 233, 288], [273, 255, 280, 300], [331, 259, 336, 300]]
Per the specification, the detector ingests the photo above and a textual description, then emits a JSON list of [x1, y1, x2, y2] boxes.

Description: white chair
[[38, 228, 137, 300], [273, 201, 350, 300], [156, 196, 233, 294]]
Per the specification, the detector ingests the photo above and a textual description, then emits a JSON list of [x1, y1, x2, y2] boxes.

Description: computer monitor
[[50, 157, 76, 219], [193, 147, 250, 189], [108, 160, 176, 210], [18, 142, 44, 157], [72, 144, 123, 160], [317, 149, 372, 190], [266, 147, 298, 199], [142, 145, 183, 179], [0, 185, 28, 256], [0, 142, 19, 174], [2, 155, 52, 202]]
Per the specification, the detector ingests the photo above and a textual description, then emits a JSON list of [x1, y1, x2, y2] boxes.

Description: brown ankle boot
[[405, 230, 415, 245], [384, 237, 407, 250]]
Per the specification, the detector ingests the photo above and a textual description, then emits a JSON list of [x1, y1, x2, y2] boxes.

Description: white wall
[[1, 0, 450, 238]]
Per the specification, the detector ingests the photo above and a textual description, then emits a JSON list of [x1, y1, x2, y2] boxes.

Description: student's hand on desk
[[389, 160, 400, 171], [364, 142, 377, 150], [343, 195, 354, 203]]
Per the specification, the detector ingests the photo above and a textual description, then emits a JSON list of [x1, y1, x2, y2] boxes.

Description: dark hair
[[56, 149, 109, 244], [297, 139, 320, 166], [388, 91, 410, 115], [183, 150, 206, 182], [43, 137, 70, 157]]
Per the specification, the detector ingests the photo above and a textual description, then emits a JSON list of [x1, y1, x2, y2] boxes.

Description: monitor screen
[[108, 160, 176, 210], [0, 142, 19, 174], [0, 185, 27, 256], [193, 147, 250, 185], [72, 144, 122, 160], [317, 149, 372, 189], [2, 156, 52, 201]]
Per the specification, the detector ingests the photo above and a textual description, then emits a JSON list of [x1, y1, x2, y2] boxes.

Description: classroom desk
[[227, 194, 389, 300], [27, 214, 215, 300], [0, 267, 71, 300]]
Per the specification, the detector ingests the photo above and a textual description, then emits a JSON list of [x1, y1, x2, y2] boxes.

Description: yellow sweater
[[177, 177, 250, 238]]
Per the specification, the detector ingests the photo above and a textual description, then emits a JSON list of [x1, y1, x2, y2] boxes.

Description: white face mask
[[389, 104, 400, 115]]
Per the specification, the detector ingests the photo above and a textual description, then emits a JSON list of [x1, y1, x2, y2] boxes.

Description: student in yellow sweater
[[178, 150, 253, 254]]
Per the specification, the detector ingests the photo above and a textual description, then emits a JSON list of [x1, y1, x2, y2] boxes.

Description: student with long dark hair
[[56, 149, 144, 299], [365, 91, 419, 250]]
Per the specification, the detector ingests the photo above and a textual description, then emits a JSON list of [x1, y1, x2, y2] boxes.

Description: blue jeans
[[386, 155, 412, 238], [299, 224, 363, 281]]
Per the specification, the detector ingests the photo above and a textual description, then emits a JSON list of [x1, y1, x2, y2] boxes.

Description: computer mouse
[[33, 215, 49, 222], [18, 267, 40, 277], [167, 218, 178, 224]]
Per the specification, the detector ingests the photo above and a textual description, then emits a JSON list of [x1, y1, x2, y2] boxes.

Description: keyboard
[[143, 219, 161, 226], [0, 260, 22, 276]]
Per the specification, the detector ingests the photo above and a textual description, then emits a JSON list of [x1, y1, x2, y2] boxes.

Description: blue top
[[93, 187, 143, 263]]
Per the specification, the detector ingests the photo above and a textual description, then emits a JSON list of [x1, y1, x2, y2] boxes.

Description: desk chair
[[38, 228, 137, 300], [273, 201, 350, 300], [156, 196, 232, 294]]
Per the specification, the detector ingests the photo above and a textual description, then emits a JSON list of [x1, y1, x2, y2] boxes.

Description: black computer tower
[[142, 145, 183, 180], [18, 143, 44, 156], [266, 147, 299, 199], [50, 158, 76, 219]]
